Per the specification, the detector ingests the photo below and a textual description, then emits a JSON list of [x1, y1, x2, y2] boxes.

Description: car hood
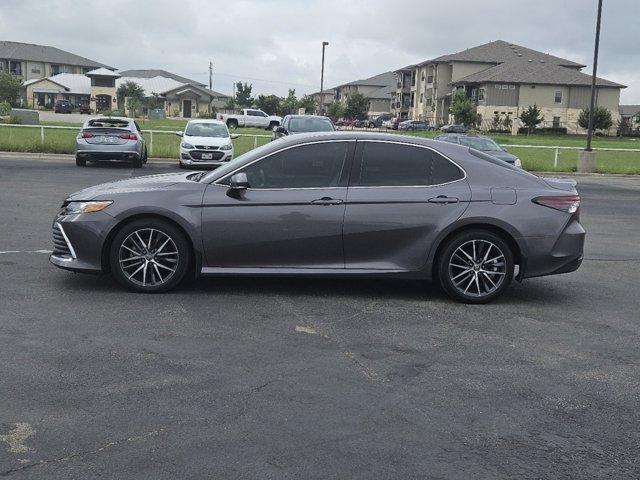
[[484, 150, 518, 163], [183, 135, 231, 147], [67, 172, 197, 200]]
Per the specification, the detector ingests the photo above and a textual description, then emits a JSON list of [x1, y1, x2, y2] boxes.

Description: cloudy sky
[[2, 0, 639, 103]]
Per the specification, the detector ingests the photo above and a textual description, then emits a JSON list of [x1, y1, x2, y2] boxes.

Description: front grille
[[190, 150, 225, 161], [195, 145, 218, 150], [52, 223, 72, 257]]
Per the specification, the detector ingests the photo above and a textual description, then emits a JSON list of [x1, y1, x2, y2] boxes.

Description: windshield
[[459, 137, 502, 151], [185, 122, 229, 138], [289, 117, 334, 133]]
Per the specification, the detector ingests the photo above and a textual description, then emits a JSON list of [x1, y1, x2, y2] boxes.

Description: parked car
[[75, 117, 147, 167], [78, 104, 91, 114], [54, 99, 73, 113], [176, 119, 238, 169], [272, 115, 335, 140], [335, 119, 354, 127], [441, 124, 468, 133], [353, 119, 368, 128], [398, 120, 434, 131], [381, 118, 396, 129], [436, 134, 522, 167], [368, 113, 392, 128], [217, 108, 281, 130], [52, 131, 584, 304]]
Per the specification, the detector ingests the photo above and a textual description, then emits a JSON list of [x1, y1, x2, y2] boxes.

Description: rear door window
[[353, 141, 464, 187]]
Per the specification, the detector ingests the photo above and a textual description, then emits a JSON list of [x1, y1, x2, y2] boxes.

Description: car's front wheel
[[438, 230, 514, 304], [75, 156, 86, 167], [109, 219, 191, 293]]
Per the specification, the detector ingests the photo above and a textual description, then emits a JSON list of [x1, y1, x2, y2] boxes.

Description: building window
[[421, 71, 425, 81], [427, 75, 433, 84], [31, 65, 41, 74], [419, 93, 423, 103], [9, 61, 22, 76], [478, 88, 485, 101], [554, 91, 562, 103], [509, 85, 515, 89]]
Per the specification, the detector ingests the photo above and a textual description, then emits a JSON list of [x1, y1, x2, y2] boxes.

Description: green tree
[[326, 102, 344, 122], [299, 95, 317, 114], [449, 90, 477, 126], [282, 88, 299, 115], [0, 72, 22, 105], [116, 81, 145, 112], [255, 94, 281, 115], [578, 106, 613, 131], [145, 92, 162, 110], [502, 115, 513, 131], [491, 112, 502, 130], [224, 97, 236, 110], [519, 104, 544, 134], [235, 82, 254, 108], [344, 92, 369, 120]]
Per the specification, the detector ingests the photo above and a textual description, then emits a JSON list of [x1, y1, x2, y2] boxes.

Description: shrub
[[8, 114, 22, 124], [0, 101, 11, 116]]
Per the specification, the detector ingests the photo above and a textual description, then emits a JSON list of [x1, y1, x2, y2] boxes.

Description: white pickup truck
[[217, 109, 282, 130]]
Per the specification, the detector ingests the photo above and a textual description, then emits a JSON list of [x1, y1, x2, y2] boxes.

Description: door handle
[[311, 197, 344, 205], [428, 195, 459, 204]]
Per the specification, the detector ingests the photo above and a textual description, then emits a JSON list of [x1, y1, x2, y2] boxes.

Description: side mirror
[[275, 126, 286, 134], [230, 133, 239, 139], [175, 131, 183, 137], [229, 172, 249, 190]]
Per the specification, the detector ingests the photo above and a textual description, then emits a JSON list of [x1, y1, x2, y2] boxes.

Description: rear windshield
[[459, 137, 501, 151], [86, 119, 130, 128], [185, 122, 229, 138], [289, 117, 334, 133]]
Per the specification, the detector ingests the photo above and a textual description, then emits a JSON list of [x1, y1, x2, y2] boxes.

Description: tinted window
[[236, 142, 348, 189], [355, 142, 463, 187], [289, 117, 334, 133]]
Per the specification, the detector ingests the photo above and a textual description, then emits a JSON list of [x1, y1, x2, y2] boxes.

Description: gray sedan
[[75, 116, 147, 168], [436, 133, 522, 167], [51, 132, 584, 303]]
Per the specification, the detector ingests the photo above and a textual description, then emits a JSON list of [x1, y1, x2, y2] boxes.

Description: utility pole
[[209, 61, 213, 90], [320, 41, 329, 115], [579, 0, 603, 173]]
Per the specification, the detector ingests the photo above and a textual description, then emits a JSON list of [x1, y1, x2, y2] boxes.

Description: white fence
[[0, 123, 271, 156], [1, 124, 639, 166]]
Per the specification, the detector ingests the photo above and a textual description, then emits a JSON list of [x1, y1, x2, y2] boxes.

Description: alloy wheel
[[118, 228, 179, 287], [448, 239, 506, 298]]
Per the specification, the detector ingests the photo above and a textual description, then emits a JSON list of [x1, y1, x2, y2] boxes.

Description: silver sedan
[[75, 116, 147, 168]]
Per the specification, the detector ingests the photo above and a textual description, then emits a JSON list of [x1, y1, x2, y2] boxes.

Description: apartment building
[[333, 71, 394, 116], [393, 40, 625, 131], [0, 40, 113, 81]]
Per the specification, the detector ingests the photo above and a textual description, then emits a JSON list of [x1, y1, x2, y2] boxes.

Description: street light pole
[[320, 41, 329, 115], [586, 0, 603, 151]]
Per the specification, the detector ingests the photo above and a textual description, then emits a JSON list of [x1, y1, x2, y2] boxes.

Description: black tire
[[109, 218, 191, 293], [75, 156, 86, 167], [268, 121, 279, 130], [179, 163, 186, 169], [227, 120, 238, 130], [132, 156, 143, 168], [142, 147, 148, 163], [368, 122, 375, 128], [437, 229, 514, 304]]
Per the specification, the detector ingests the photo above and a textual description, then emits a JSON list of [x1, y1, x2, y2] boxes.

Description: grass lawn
[[1, 123, 639, 173]]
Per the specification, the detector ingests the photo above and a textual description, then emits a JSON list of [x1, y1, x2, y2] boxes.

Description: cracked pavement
[[1, 157, 639, 478]]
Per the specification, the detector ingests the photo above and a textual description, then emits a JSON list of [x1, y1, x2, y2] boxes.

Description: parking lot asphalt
[[1, 156, 639, 479]]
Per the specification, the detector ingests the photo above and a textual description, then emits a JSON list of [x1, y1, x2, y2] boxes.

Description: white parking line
[[0, 250, 52, 255]]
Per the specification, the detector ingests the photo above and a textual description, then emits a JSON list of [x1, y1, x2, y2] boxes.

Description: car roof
[[438, 133, 490, 140], [187, 119, 225, 125], [286, 115, 332, 120]]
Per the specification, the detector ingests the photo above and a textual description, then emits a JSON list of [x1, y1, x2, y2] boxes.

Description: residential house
[[395, 40, 625, 132], [332, 71, 394, 117], [619, 105, 640, 132], [0, 40, 114, 81]]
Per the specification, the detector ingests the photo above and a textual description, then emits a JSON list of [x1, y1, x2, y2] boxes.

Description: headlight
[[64, 201, 112, 214], [514, 158, 522, 168], [219, 143, 233, 151], [181, 142, 194, 149]]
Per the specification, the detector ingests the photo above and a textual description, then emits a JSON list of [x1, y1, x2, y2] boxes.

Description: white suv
[[177, 119, 237, 169]]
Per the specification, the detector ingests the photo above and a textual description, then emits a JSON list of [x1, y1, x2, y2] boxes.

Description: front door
[[96, 94, 111, 112], [343, 140, 471, 271], [201, 141, 353, 268], [183, 100, 192, 118]]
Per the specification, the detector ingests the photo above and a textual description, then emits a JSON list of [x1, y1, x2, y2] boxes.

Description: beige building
[[309, 89, 335, 114], [332, 71, 394, 117], [619, 105, 640, 133], [0, 40, 114, 82], [393, 40, 625, 132]]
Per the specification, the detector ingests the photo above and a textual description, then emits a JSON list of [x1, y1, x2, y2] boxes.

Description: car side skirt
[[200, 266, 425, 279]]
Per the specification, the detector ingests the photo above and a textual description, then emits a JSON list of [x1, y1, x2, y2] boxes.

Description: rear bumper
[[76, 150, 141, 161], [519, 218, 585, 279]]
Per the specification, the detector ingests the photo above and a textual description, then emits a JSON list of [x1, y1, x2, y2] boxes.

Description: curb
[[0, 151, 176, 164]]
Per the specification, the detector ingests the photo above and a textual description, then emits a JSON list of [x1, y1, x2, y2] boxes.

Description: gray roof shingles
[[455, 59, 625, 88], [117, 69, 206, 87], [619, 105, 640, 116], [0, 40, 113, 69]]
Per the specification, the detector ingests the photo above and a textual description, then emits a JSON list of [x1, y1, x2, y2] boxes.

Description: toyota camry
[[50, 132, 584, 303]]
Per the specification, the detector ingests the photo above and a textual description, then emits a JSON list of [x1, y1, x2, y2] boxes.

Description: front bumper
[[49, 211, 118, 273], [180, 148, 233, 167], [519, 218, 585, 279]]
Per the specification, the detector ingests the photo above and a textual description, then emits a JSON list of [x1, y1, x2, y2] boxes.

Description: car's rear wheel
[[110, 219, 191, 293], [132, 156, 143, 168], [142, 147, 148, 163], [438, 230, 513, 304], [227, 120, 238, 130], [75, 156, 86, 167]]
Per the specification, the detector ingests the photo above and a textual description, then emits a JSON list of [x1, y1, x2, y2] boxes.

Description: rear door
[[343, 140, 471, 271]]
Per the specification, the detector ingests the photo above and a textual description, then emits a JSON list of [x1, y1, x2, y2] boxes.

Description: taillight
[[532, 195, 580, 213], [81, 132, 93, 138], [119, 133, 138, 140]]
